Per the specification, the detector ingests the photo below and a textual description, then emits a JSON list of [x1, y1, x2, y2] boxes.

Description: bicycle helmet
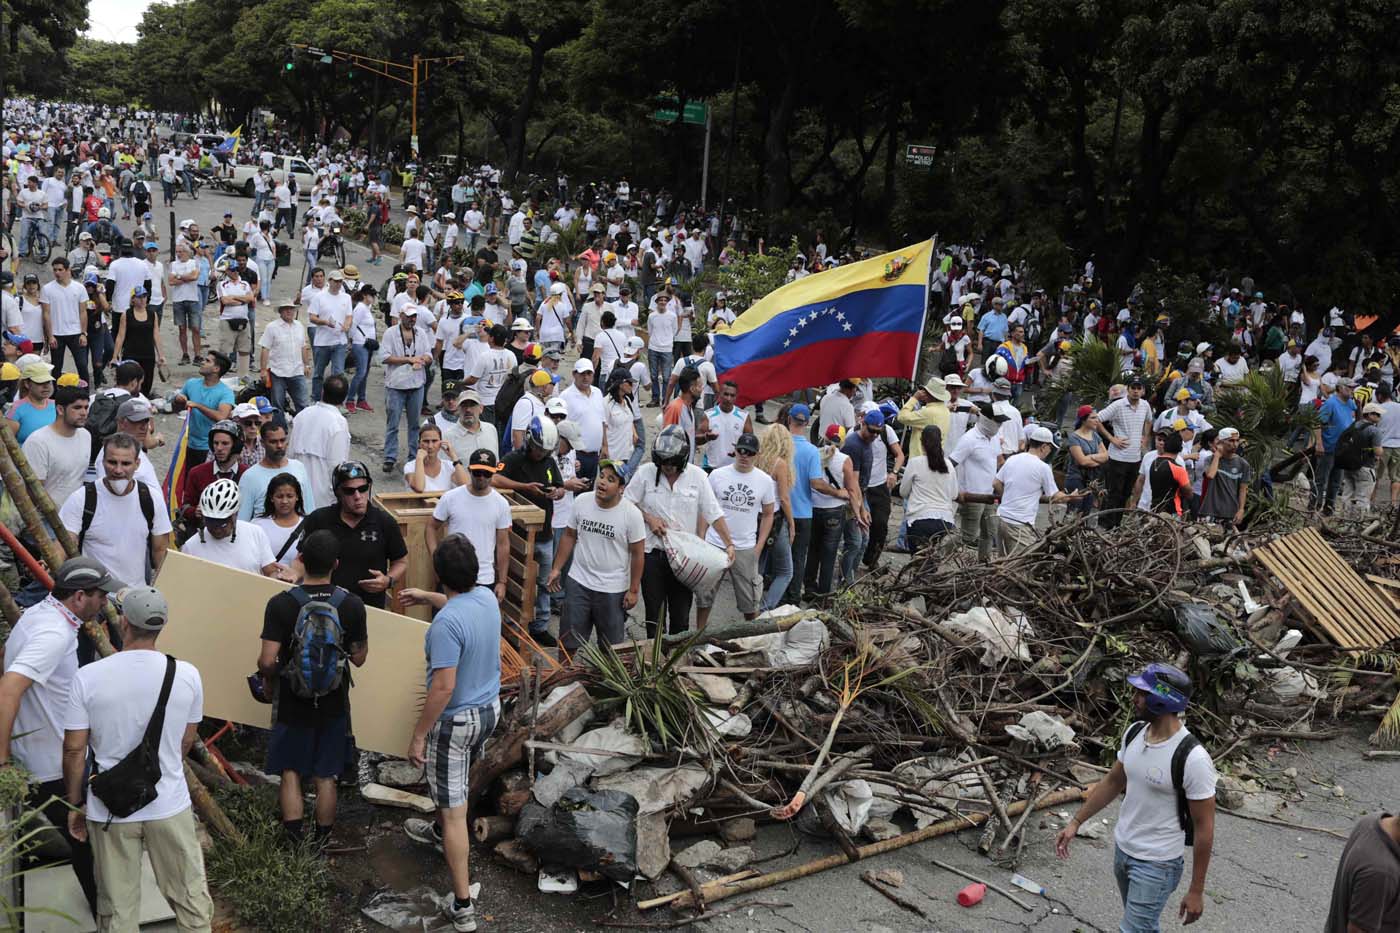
[[651, 425, 689, 470], [1127, 663, 1192, 715], [878, 399, 900, 425], [332, 460, 373, 491], [97, 206, 110, 219], [525, 415, 557, 452], [207, 419, 242, 455], [199, 477, 241, 520]]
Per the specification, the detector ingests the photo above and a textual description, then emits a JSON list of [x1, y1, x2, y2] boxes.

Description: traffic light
[[285, 61, 294, 71]]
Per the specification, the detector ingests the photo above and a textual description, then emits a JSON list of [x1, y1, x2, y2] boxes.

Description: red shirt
[[83, 195, 104, 222], [179, 459, 248, 522]]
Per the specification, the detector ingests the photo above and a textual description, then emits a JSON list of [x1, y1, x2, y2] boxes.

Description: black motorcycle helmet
[[651, 425, 689, 471]]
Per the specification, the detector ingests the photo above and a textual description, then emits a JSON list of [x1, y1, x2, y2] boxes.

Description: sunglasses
[[339, 484, 371, 496], [204, 515, 232, 528]]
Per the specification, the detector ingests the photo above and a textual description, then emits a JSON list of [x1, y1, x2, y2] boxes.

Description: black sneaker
[[382, 460, 395, 474], [532, 631, 558, 648]]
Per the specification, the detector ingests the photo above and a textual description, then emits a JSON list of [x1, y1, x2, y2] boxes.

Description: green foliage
[[579, 634, 716, 754], [339, 208, 368, 239], [381, 223, 405, 247], [206, 786, 332, 932], [693, 240, 800, 320], [536, 220, 589, 267], [1211, 369, 1318, 478], [1037, 336, 1122, 423]]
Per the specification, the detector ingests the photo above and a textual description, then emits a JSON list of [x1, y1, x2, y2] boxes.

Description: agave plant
[[578, 634, 716, 754], [1036, 335, 1122, 425]]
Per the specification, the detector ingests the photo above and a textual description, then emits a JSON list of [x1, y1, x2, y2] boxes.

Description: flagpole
[[909, 234, 938, 388]]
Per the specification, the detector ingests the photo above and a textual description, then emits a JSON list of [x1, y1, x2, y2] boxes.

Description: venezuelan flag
[[213, 126, 242, 156], [162, 415, 191, 524], [712, 241, 934, 406]]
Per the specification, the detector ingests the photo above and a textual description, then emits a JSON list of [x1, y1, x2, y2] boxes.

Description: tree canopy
[[10, 0, 1400, 309]]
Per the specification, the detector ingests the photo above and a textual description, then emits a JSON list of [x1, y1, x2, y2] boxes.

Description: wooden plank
[[1254, 529, 1400, 649]]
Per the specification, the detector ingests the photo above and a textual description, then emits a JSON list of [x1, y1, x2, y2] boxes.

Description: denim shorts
[[172, 300, 201, 330]]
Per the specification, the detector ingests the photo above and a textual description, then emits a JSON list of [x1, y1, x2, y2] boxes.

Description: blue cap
[[84, 270, 100, 285], [789, 403, 812, 422], [142, 212, 152, 219], [863, 410, 885, 427], [143, 241, 158, 250], [253, 395, 274, 414], [131, 285, 147, 298], [1058, 322, 1073, 333], [485, 283, 499, 295], [461, 316, 484, 326]]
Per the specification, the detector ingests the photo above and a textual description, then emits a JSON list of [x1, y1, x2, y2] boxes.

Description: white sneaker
[[440, 893, 477, 932]]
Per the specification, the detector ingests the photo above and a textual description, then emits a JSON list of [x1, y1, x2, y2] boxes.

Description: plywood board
[[1254, 528, 1400, 650], [26, 855, 174, 932], [153, 550, 427, 756]]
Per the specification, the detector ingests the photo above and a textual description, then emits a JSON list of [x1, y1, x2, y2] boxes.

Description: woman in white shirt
[[251, 472, 307, 561], [601, 371, 638, 468], [248, 219, 277, 306], [404, 421, 467, 492], [900, 425, 960, 552], [347, 285, 378, 410]]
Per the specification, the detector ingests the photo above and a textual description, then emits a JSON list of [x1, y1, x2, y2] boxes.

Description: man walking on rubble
[[1055, 663, 1217, 931]]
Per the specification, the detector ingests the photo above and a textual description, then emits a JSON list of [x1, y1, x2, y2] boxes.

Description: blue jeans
[[1113, 845, 1184, 933], [47, 205, 63, 244], [19, 217, 43, 256], [311, 344, 346, 401], [625, 417, 647, 479], [270, 373, 309, 413], [256, 257, 274, 301], [785, 516, 812, 604], [760, 518, 794, 611], [647, 349, 672, 404], [550, 527, 573, 615], [531, 536, 554, 635], [1313, 451, 1341, 511], [347, 344, 370, 402], [839, 516, 867, 588], [383, 385, 425, 464], [805, 507, 845, 597]]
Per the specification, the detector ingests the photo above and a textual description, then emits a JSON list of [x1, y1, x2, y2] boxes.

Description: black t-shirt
[[1326, 814, 1400, 933], [238, 263, 259, 292], [502, 449, 560, 526], [260, 583, 367, 726], [474, 248, 496, 284], [297, 505, 408, 609]]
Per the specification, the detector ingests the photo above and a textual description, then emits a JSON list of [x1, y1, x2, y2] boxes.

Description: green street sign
[[905, 143, 937, 168], [651, 99, 709, 126]]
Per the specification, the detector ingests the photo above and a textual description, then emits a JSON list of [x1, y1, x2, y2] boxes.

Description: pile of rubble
[[368, 510, 1400, 921]]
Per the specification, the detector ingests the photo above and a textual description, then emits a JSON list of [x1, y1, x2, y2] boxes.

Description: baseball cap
[[1127, 375, 1145, 388], [529, 370, 553, 388], [573, 358, 594, 373], [116, 397, 153, 422], [862, 410, 885, 427], [327, 269, 344, 281], [468, 449, 501, 473], [545, 397, 568, 416], [1174, 388, 1191, 401], [788, 403, 811, 422], [398, 304, 419, 317], [590, 283, 606, 294], [1187, 357, 1205, 373], [734, 432, 760, 454], [117, 585, 168, 631], [1026, 424, 1058, 448], [511, 317, 533, 331], [549, 282, 567, 296], [1217, 427, 1240, 440], [144, 241, 159, 251], [20, 361, 53, 383], [1076, 404, 1094, 420], [1364, 403, 1385, 417], [459, 389, 482, 406], [975, 400, 1008, 423], [992, 377, 1012, 396], [485, 283, 499, 296], [232, 402, 260, 420], [53, 556, 123, 592], [1172, 417, 1190, 431], [0, 363, 19, 381], [625, 336, 646, 354], [824, 424, 847, 444]]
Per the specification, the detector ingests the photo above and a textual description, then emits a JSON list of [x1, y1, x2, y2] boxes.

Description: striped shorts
[[424, 700, 500, 810]]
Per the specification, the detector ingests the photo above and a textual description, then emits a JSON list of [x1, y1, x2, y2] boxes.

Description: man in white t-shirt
[[308, 269, 352, 402], [108, 245, 147, 316], [40, 258, 91, 382], [61, 584, 214, 933], [0, 557, 121, 920], [259, 302, 311, 412], [24, 384, 92, 506], [697, 432, 774, 628], [547, 461, 645, 652], [949, 402, 1006, 560], [1056, 663, 1217, 930], [464, 325, 517, 420], [644, 293, 679, 407], [993, 424, 1081, 554], [179, 477, 284, 577], [560, 359, 606, 478], [427, 450, 512, 599], [399, 232, 427, 272], [167, 241, 203, 363], [59, 434, 172, 592], [1212, 346, 1249, 386]]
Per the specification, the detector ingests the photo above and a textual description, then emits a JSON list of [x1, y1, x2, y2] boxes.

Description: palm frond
[[1212, 369, 1318, 477], [1037, 336, 1121, 423]]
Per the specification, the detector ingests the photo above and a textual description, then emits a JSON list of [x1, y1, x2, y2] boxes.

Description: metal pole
[[700, 107, 712, 211], [410, 54, 420, 159]]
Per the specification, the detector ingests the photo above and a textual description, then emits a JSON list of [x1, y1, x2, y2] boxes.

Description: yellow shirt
[[900, 396, 951, 458]]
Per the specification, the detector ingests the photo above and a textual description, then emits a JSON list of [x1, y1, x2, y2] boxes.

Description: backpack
[[281, 586, 349, 701], [79, 481, 155, 552], [495, 370, 528, 449], [1334, 422, 1368, 472], [1122, 721, 1203, 845], [86, 391, 125, 464]]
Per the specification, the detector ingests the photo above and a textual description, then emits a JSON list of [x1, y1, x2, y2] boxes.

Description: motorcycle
[[321, 222, 346, 268]]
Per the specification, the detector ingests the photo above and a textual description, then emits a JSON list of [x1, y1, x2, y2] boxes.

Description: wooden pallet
[[1253, 528, 1400, 650]]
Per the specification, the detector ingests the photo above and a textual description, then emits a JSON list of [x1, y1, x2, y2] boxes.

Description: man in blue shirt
[[782, 403, 823, 607], [401, 534, 501, 933], [175, 351, 235, 466], [1314, 378, 1357, 512], [977, 299, 1010, 362], [838, 411, 880, 588]]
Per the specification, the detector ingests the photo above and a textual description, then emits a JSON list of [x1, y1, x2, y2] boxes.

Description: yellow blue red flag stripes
[[712, 241, 934, 406], [162, 415, 190, 524], [213, 126, 242, 156]]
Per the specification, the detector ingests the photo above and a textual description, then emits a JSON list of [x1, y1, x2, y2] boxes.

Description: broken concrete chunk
[[672, 839, 722, 870], [703, 846, 754, 873], [376, 760, 425, 787], [861, 818, 902, 842], [1075, 820, 1109, 840], [686, 673, 739, 704]]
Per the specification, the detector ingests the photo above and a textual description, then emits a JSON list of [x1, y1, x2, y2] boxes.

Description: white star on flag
[[789, 327, 798, 337], [784, 339, 791, 347], [798, 315, 808, 326], [842, 322, 852, 331], [835, 311, 845, 321]]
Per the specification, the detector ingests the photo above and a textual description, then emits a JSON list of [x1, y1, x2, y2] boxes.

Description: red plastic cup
[[957, 882, 987, 907]]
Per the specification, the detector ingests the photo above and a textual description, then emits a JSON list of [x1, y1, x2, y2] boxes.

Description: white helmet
[[526, 415, 558, 452], [983, 355, 1009, 381], [97, 206, 111, 219], [199, 477, 240, 520]]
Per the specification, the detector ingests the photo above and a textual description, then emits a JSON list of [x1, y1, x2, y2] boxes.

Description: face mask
[[439, 408, 459, 423], [977, 414, 1001, 438]]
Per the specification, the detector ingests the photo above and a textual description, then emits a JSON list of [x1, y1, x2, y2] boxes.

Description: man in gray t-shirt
[[1198, 428, 1252, 525], [1340, 403, 1385, 515], [1326, 813, 1400, 933]]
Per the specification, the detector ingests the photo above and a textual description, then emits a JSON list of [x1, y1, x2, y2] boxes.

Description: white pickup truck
[[224, 155, 318, 199]]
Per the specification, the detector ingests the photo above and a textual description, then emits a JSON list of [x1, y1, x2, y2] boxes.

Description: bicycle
[[19, 222, 50, 265]]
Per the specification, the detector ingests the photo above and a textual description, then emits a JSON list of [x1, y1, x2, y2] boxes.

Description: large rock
[[704, 846, 754, 873], [376, 760, 425, 787], [687, 673, 739, 704], [718, 817, 757, 843], [672, 839, 722, 870]]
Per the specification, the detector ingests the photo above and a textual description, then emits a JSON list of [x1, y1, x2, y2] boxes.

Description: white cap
[[545, 397, 568, 416], [1026, 424, 1058, 447], [573, 358, 595, 373], [625, 335, 646, 354], [1217, 427, 1240, 440], [511, 317, 533, 331], [943, 373, 965, 387], [549, 282, 566, 296]]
